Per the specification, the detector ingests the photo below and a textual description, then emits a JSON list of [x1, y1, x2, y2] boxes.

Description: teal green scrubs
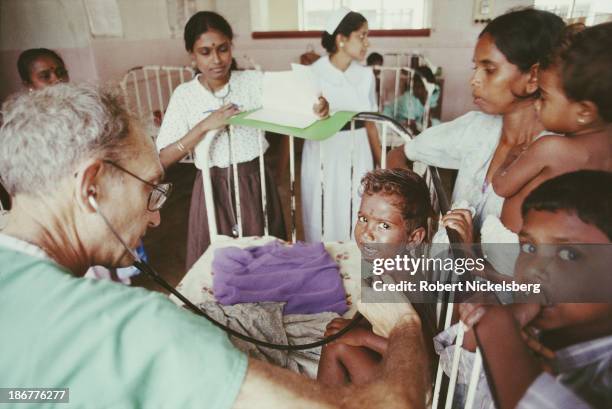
[[0, 245, 247, 408]]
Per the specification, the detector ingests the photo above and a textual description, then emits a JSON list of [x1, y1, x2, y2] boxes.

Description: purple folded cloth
[[212, 241, 348, 315]]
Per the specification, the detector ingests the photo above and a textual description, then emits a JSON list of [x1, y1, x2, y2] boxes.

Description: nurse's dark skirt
[[186, 158, 287, 270]]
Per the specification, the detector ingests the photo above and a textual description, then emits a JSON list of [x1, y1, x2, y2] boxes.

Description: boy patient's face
[[536, 67, 582, 134], [516, 209, 612, 331], [355, 193, 418, 261]]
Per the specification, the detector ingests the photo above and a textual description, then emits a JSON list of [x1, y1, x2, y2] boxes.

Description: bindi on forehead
[[195, 41, 230, 52], [31, 58, 61, 71]]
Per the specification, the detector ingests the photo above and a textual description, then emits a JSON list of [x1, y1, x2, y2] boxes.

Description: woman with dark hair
[[302, 7, 381, 242], [17, 48, 69, 90], [388, 8, 565, 244], [3, 48, 70, 209], [157, 11, 327, 269]]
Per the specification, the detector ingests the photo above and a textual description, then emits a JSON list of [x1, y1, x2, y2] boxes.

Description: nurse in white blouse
[[157, 11, 328, 269], [302, 8, 381, 242]]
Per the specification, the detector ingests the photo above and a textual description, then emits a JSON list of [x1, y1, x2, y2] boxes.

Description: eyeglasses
[[104, 160, 172, 211]]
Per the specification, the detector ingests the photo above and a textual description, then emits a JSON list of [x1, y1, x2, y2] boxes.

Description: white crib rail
[[199, 113, 441, 244], [383, 52, 425, 69], [375, 65, 437, 148], [119, 65, 196, 163]]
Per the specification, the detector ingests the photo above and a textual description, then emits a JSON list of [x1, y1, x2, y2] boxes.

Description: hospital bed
[[176, 113, 484, 408], [120, 63, 488, 409]]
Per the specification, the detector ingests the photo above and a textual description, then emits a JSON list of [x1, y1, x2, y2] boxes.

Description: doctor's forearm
[[350, 320, 429, 409]]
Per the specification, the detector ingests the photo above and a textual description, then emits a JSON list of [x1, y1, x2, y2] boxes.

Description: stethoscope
[[88, 194, 364, 351]]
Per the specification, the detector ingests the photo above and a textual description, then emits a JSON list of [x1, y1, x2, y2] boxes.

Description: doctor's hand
[[358, 275, 421, 338], [313, 95, 329, 119], [197, 103, 240, 134]]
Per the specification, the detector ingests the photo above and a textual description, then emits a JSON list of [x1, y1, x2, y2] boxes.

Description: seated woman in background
[[14, 47, 145, 283], [157, 11, 328, 270], [1, 48, 71, 210], [17, 48, 69, 91]]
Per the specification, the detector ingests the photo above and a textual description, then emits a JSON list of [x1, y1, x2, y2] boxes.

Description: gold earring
[[339, 42, 345, 48]]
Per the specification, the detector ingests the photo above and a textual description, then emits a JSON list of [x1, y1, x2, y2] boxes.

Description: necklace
[[203, 75, 231, 104]]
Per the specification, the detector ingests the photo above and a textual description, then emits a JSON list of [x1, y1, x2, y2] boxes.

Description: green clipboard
[[228, 110, 358, 141]]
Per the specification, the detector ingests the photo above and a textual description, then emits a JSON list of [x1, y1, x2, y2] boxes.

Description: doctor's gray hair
[[0, 84, 134, 196]]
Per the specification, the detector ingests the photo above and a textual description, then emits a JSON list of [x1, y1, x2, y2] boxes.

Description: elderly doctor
[[0, 84, 429, 408]]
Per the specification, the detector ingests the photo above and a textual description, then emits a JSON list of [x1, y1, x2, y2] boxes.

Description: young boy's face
[[355, 192, 423, 261], [536, 67, 582, 134], [516, 208, 612, 331]]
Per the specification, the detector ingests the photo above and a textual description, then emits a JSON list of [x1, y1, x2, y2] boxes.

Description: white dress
[[301, 56, 378, 242]]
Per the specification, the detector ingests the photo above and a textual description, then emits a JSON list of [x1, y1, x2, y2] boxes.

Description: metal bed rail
[[119, 65, 197, 163]]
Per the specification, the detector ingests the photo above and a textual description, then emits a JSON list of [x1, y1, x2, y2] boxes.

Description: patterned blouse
[[156, 70, 269, 169]]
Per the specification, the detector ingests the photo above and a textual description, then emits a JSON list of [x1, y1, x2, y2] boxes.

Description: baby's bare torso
[[501, 129, 612, 232]]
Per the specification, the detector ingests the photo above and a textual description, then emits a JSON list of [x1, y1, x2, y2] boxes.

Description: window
[[534, 0, 612, 25], [166, 0, 197, 38], [250, 0, 431, 33]]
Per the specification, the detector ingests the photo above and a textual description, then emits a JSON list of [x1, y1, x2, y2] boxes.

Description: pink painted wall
[[1, 0, 533, 121], [90, 38, 189, 83]]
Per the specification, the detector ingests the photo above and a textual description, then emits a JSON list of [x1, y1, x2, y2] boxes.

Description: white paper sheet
[[245, 64, 321, 129], [84, 0, 123, 37]]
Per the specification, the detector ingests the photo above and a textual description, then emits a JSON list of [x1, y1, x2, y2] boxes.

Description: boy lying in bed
[[317, 168, 440, 385], [460, 170, 612, 409]]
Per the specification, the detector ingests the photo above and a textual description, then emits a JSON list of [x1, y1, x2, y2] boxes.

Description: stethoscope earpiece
[[88, 194, 98, 210]]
